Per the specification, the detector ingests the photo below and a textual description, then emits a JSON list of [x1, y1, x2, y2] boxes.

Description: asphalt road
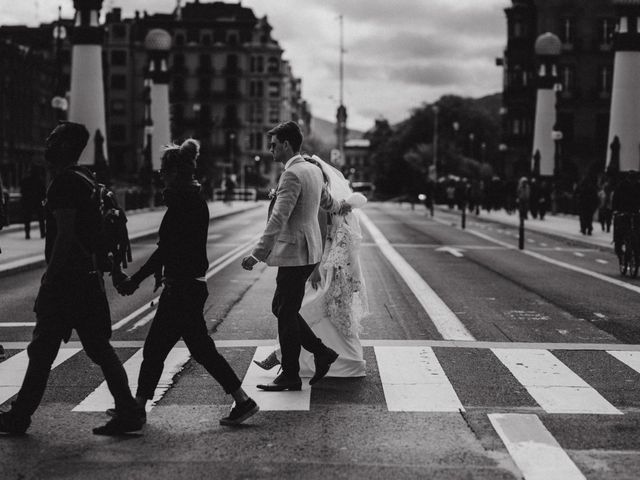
[[2, 202, 640, 479]]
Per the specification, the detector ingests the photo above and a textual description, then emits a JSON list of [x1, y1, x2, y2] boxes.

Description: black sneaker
[[0, 345, 5, 361], [219, 398, 259, 426], [0, 410, 31, 435], [93, 408, 146, 436]]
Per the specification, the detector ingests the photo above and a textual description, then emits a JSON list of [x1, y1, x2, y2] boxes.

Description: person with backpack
[[116, 139, 259, 426], [0, 122, 145, 436]]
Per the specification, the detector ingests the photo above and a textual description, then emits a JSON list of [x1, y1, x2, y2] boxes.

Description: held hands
[[116, 275, 140, 296], [337, 200, 352, 216], [241, 255, 258, 271], [309, 267, 321, 290]]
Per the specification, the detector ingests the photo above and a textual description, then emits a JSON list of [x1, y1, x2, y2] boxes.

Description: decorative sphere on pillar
[[144, 29, 172, 52], [534, 32, 562, 56]]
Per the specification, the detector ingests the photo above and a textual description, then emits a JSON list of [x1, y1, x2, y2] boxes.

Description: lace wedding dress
[[266, 156, 369, 378]]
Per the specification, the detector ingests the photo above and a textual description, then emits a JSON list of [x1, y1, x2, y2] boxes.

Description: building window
[[513, 21, 524, 38], [202, 33, 212, 46], [111, 25, 126, 39], [599, 18, 616, 45], [268, 81, 280, 98], [250, 80, 264, 98], [110, 50, 127, 66], [226, 78, 238, 94], [227, 33, 238, 45], [250, 132, 263, 150], [226, 54, 238, 70], [175, 33, 185, 46], [268, 101, 280, 123], [598, 65, 612, 94], [187, 29, 199, 44], [199, 54, 212, 72], [561, 18, 574, 44], [110, 124, 126, 142], [267, 57, 279, 73], [560, 65, 575, 93], [250, 56, 264, 73], [110, 74, 126, 90], [111, 99, 126, 114]]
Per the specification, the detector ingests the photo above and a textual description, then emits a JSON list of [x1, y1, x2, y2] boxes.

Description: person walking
[[241, 121, 350, 391], [20, 166, 46, 239], [0, 122, 145, 436], [116, 139, 259, 426]]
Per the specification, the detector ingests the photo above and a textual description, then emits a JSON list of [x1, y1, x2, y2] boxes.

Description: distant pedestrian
[[576, 176, 599, 235], [20, 166, 46, 239], [537, 180, 550, 220], [116, 139, 259, 426], [223, 174, 236, 205], [598, 180, 613, 233], [0, 122, 145, 436]]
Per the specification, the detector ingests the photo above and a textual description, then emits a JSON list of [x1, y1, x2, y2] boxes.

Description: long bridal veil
[[304, 155, 370, 337]]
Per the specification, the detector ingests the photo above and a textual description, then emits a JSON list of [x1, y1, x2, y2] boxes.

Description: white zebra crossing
[[0, 348, 81, 405], [375, 346, 464, 412], [73, 348, 191, 412], [492, 348, 621, 415], [1, 345, 638, 415]]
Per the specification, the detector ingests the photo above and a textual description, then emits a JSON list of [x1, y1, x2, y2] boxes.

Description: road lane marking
[[595, 259, 608, 264], [435, 246, 464, 257], [73, 348, 191, 412], [241, 346, 310, 411], [451, 223, 640, 296], [358, 211, 475, 341], [375, 346, 464, 412], [489, 413, 586, 480], [0, 348, 81, 405], [574, 252, 585, 257], [492, 348, 621, 415], [0, 323, 36, 327]]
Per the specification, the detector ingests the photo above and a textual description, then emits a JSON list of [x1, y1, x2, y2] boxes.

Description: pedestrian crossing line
[[489, 413, 586, 480], [374, 346, 464, 412], [241, 347, 310, 411], [0, 323, 36, 327], [491, 348, 621, 415], [0, 348, 81, 405], [358, 211, 475, 341], [127, 309, 156, 332], [73, 348, 191, 413], [607, 351, 640, 375]]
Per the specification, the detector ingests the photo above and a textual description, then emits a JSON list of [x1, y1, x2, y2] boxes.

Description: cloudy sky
[[0, 0, 508, 131]]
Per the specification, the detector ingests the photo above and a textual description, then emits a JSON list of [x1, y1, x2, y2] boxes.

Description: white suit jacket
[[252, 157, 340, 266]]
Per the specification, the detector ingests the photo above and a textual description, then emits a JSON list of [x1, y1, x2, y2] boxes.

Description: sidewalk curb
[[0, 202, 263, 278], [434, 206, 615, 253]]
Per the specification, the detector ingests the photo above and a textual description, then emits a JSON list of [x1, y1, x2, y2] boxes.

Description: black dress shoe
[[0, 410, 30, 435], [93, 408, 146, 436], [310, 348, 338, 385], [219, 398, 259, 426], [257, 372, 302, 391]]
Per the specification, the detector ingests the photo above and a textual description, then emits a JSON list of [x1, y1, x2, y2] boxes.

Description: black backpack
[[71, 168, 132, 275]]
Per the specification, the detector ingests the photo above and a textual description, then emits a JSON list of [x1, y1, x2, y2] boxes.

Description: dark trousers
[[137, 280, 241, 399], [13, 310, 136, 417], [273, 264, 325, 378], [22, 206, 45, 239]]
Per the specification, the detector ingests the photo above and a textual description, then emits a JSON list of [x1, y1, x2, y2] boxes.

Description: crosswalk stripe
[[0, 348, 81, 405], [607, 350, 640, 374], [489, 413, 586, 480], [241, 347, 310, 411], [72, 348, 191, 412], [492, 348, 621, 415], [375, 346, 464, 412]]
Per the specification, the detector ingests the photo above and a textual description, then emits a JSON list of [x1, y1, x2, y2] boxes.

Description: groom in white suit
[[241, 121, 349, 390]]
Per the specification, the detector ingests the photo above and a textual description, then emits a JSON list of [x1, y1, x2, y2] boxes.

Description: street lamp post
[[432, 105, 439, 181], [551, 129, 563, 214]]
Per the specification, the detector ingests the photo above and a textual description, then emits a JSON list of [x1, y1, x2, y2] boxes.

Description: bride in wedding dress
[[254, 155, 369, 378]]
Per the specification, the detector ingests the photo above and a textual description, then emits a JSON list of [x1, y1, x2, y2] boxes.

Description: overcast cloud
[[0, 0, 508, 130]]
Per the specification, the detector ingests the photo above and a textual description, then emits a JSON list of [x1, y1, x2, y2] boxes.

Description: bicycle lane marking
[[431, 217, 640, 296], [357, 211, 475, 341]]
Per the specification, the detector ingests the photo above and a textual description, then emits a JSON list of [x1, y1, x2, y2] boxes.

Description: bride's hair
[[302, 154, 330, 186]]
